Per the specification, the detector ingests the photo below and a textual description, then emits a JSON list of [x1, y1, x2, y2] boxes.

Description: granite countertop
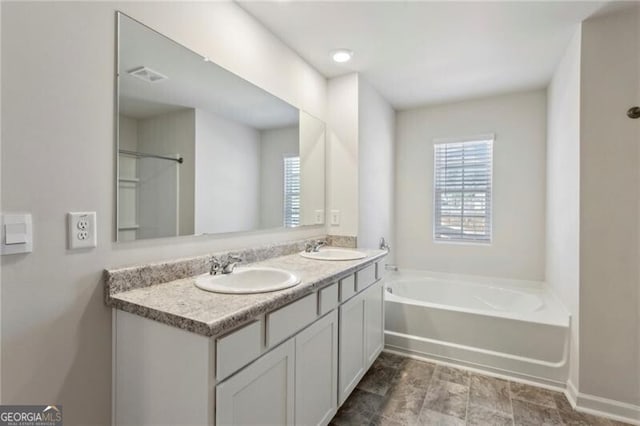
[[108, 248, 387, 337]]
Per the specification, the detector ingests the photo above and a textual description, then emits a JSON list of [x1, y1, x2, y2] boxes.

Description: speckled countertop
[[107, 248, 386, 337]]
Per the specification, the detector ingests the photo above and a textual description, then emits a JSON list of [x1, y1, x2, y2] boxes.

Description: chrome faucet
[[222, 254, 242, 274], [379, 237, 390, 251], [304, 240, 326, 253], [209, 254, 243, 275]]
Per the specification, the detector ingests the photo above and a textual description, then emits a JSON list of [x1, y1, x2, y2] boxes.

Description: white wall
[[0, 2, 326, 423], [579, 5, 639, 407], [327, 73, 359, 237], [357, 78, 395, 257], [138, 109, 195, 238], [395, 90, 547, 280], [118, 115, 138, 152], [259, 125, 299, 228], [299, 111, 326, 227], [195, 109, 260, 234], [546, 27, 582, 390]]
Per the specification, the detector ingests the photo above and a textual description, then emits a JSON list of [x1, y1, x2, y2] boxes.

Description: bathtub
[[384, 270, 570, 386]]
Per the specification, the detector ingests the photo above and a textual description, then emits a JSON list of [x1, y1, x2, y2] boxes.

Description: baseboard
[[565, 380, 579, 408], [563, 381, 640, 426]]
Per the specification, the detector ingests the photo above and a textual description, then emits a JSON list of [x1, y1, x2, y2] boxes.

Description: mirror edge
[[113, 12, 328, 243]]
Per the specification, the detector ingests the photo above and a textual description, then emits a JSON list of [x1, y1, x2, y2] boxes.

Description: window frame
[[432, 134, 494, 245]]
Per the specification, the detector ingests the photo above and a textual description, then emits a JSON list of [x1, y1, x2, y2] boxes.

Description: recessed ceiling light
[[331, 49, 353, 63]]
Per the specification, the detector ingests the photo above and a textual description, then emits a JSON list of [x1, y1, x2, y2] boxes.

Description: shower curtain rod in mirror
[[118, 149, 184, 164]]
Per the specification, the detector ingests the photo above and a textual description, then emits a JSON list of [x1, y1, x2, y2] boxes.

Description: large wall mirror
[[116, 13, 326, 241]]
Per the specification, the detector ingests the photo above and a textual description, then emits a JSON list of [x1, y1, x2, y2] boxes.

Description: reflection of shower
[[118, 150, 183, 241]]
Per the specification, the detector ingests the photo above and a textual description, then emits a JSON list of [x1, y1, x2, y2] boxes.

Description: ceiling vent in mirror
[[127, 66, 168, 83]]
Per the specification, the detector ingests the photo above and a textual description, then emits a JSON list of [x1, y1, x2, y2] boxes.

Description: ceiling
[[119, 13, 298, 128], [237, 1, 607, 109]]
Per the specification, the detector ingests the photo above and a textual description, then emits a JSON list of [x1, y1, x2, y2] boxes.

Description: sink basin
[[194, 267, 300, 294], [300, 248, 367, 261]]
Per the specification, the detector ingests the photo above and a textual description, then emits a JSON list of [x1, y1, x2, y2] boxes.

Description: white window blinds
[[283, 156, 301, 228], [434, 138, 493, 243]]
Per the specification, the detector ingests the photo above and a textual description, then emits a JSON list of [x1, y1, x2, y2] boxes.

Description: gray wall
[[546, 27, 581, 390], [137, 109, 195, 238], [0, 2, 326, 424], [259, 126, 299, 228], [327, 74, 359, 236], [194, 109, 260, 234], [579, 5, 639, 406], [395, 90, 547, 280], [358, 78, 395, 257]]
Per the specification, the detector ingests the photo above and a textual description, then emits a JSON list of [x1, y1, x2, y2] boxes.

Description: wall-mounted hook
[[627, 106, 640, 119]]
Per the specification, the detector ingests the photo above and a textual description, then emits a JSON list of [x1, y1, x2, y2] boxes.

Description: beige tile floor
[[331, 352, 630, 426]]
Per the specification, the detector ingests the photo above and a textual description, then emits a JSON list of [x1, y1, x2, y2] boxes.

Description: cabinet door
[[295, 311, 339, 426], [338, 291, 366, 405], [364, 280, 384, 367], [216, 338, 295, 426]]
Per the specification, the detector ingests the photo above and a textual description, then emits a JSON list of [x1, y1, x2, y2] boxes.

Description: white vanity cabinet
[[338, 288, 366, 404], [295, 310, 339, 426], [113, 261, 384, 426], [365, 279, 385, 366], [338, 279, 384, 404], [216, 338, 295, 425]]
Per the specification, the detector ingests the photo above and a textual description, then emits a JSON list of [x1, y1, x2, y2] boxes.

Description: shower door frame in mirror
[[114, 12, 326, 242]]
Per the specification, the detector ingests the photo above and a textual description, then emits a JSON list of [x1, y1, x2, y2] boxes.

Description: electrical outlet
[[314, 210, 325, 225], [68, 212, 97, 249], [77, 217, 89, 230]]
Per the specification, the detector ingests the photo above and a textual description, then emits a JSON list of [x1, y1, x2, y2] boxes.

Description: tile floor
[[331, 352, 630, 426]]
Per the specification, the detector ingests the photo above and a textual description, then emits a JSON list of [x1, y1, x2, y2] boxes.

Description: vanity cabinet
[[113, 261, 384, 426], [338, 279, 384, 404], [216, 339, 295, 425], [295, 310, 339, 426], [338, 288, 366, 404], [216, 310, 339, 426], [365, 279, 384, 365]]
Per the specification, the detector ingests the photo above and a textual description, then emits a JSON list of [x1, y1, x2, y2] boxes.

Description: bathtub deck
[[330, 352, 628, 426]]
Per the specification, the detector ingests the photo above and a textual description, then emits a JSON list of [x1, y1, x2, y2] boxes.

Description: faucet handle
[[209, 256, 222, 275]]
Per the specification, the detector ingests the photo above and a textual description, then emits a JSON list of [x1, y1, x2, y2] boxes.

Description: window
[[434, 137, 493, 243], [283, 156, 301, 228]]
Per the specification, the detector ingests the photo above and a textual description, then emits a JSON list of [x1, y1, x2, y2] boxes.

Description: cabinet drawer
[[339, 275, 356, 301], [356, 264, 377, 292], [267, 293, 317, 348], [216, 320, 263, 381], [318, 283, 339, 316]]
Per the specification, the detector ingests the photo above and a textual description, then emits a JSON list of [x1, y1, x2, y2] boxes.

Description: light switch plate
[[1, 213, 33, 255], [330, 210, 340, 226], [68, 212, 97, 249]]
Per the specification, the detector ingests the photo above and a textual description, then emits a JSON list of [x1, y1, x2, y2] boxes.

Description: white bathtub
[[384, 270, 571, 386]]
